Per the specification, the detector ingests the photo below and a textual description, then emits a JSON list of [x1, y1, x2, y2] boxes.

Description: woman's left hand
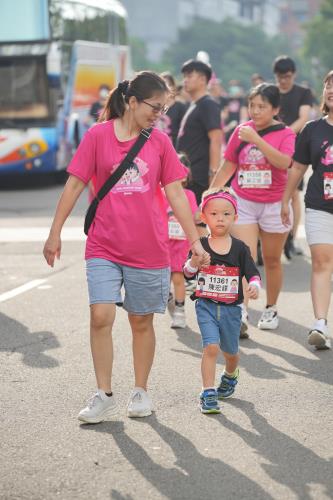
[[238, 125, 259, 144], [191, 240, 210, 266]]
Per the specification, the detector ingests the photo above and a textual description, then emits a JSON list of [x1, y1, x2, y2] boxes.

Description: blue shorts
[[86, 258, 170, 315], [195, 299, 241, 355]]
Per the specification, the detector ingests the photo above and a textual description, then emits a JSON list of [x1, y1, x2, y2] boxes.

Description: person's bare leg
[[223, 352, 240, 375], [260, 231, 288, 306], [201, 344, 219, 388], [310, 244, 333, 319], [172, 271, 186, 302], [128, 313, 155, 390], [90, 303, 116, 393]]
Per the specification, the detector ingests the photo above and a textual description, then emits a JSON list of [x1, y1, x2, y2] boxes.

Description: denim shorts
[[86, 258, 170, 315], [195, 299, 242, 355]]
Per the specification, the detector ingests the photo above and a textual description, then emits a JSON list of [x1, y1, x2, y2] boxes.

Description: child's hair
[[321, 70, 333, 114], [201, 187, 238, 213]]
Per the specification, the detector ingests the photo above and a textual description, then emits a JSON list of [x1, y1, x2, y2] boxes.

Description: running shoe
[[258, 306, 279, 330], [171, 305, 186, 329], [78, 389, 118, 424], [199, 389, 221, 414], [308, 321, 331, 350], [127, 388, 153, 418], [217, 368, 239, 399]]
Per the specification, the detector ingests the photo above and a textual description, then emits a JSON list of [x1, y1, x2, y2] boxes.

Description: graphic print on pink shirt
[[224, 120, 296, 203], [111, 157, 150, 194], [238, 144, 272, 189]]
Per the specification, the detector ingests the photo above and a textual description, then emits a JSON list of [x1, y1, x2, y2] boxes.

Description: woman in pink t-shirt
[[211, 83, 296, 334], [43, 71, 208, 424]]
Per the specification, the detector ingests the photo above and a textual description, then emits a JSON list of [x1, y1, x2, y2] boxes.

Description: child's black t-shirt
[[187, 236, 260, 305], [293, 118, 333, 214]]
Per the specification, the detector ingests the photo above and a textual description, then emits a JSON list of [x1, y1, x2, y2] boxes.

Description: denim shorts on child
[[86, 258, 170, 315], [195, 299, 242, 355], [305, 208, 333, 245], [234, 194, 293, 233]]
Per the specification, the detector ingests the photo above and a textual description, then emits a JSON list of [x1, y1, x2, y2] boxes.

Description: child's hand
[[247, 284, 259, 299], [190, 255, 202, 269]]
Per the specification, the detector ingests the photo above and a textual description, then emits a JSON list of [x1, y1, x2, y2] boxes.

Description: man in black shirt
[[273, 55, 314, 257], [177, 59, 222, 206]]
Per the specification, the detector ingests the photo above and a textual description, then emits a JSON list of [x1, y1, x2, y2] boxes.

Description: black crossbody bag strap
[[236, 123, 286, 155], [84, 127, 152, 235]]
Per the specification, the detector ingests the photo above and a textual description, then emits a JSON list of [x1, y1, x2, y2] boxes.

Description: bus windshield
[[0, 57, 51, 124]]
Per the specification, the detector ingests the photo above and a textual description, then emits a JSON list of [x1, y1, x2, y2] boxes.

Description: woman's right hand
[[281, 201, 291, 227], [43, 232, 61, 267]]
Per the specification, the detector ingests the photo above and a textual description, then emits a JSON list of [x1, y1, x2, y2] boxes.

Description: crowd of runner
[[43, 55, 332, 420]]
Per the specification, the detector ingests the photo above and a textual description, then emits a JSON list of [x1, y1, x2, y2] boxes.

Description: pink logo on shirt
[[322, 143, 333, 166], [111, 157, 150, 194]]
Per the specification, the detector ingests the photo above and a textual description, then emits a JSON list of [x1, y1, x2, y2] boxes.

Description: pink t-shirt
[[165, 188, 198, 272], [224, 120, 296, 203], [67, 120, 186, 268]]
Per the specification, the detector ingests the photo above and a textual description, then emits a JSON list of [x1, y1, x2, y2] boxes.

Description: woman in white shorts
[[281, 70, 333, 350], [212, 83, 296, 334]]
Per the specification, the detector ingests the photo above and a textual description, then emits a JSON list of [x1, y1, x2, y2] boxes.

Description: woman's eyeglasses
[[142, 100, 169, 114]]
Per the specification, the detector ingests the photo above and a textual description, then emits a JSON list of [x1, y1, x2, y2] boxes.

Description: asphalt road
[[0, 182, 332, 500]]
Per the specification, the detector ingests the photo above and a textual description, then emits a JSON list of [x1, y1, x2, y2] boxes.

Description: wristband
[[250, 280, 261, 289], [185, 262, 198, 274]]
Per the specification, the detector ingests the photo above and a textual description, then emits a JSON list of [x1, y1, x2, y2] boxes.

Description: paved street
[[0, 183, 332, 500]]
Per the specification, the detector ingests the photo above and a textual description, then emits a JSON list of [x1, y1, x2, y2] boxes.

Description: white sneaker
[[258, 306, 279, 330], [127, 387, 153, 418], [308, 321, 331, 350], [171, 305, 186, 329], [78, 389, 117, 423], [240, 306, 249, 339]]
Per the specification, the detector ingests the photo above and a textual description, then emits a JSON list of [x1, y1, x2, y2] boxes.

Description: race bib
[[323, 172, 333, 200], [168, 216, 186, 240], [238, 164, 272, 188], [195, 265, 240, 303]]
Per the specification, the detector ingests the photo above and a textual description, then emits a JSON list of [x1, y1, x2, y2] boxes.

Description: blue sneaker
[[199, 389, 221, 414], [217, 368, 239, 399]]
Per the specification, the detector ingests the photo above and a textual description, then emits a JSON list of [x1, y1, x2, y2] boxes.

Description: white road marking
[[0, 227, 85, 242], [0, 279, 47, 303]]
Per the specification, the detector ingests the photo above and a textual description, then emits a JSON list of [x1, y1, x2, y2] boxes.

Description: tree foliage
[[303, 0, 333, 75], [161, 17, 291, 87]]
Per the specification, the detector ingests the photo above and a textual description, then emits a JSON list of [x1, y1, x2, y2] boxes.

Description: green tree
[[303, 0, 333, 76], [162, 17, 292, 88]]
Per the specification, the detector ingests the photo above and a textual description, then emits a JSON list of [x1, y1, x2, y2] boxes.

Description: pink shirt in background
[[224, 120, 296, 203], [67, 120, 186, 268], [165, 188, 198, 273]]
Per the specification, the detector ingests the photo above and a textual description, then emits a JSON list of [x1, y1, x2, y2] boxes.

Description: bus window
[[0, 57, 51, 123]]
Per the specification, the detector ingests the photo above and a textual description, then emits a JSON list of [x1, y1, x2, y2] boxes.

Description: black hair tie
[[118, 80, 129, 96]]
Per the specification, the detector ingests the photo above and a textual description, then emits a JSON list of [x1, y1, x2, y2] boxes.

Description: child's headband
[[201, 192, 238, 213]]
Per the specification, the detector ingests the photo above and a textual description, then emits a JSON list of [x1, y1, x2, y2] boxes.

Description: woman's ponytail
[[98, 80, 129, 122]]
